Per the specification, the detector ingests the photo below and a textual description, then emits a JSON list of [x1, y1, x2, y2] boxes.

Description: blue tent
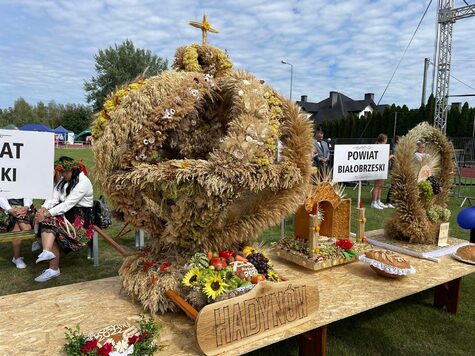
[[19, 123, 54, 132], [54, 125, 73, 142]]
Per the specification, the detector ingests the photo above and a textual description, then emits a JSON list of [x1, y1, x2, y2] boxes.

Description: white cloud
[[0, 0, 474, 110]]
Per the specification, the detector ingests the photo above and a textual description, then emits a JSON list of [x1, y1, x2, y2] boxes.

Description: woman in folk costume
[[0, 196, 35, 269], [34, 157, 94, 282]]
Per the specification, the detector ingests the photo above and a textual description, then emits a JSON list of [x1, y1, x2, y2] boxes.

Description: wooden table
[[0, 248, 474, 355]]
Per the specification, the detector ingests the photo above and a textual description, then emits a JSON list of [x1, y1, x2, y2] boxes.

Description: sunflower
[[203, 274, 226, 300], [182, 267, 201, 287]]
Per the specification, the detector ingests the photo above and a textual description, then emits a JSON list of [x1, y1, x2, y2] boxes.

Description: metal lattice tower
[[434, 0, 475, 133]]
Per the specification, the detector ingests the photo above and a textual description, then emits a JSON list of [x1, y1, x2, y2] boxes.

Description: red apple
[[210, 257, 227, 271]]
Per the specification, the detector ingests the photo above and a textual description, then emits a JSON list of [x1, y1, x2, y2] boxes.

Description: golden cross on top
[[189, 14, 219, 45]]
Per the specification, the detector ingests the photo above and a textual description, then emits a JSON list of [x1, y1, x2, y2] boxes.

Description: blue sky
[[1, 0, 474, 109]]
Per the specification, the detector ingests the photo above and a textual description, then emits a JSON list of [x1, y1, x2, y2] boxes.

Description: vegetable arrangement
[[179, 246, 283, 309]]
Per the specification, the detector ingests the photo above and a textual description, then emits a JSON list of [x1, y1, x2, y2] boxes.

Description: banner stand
[[357, 180, 362, 208]]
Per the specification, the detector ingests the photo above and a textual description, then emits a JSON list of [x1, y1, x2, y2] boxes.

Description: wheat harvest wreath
[[92, 42, 314, 313], [385, 122, 454, 244]]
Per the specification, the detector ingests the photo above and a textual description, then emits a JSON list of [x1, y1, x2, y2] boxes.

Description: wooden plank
[[93, 225, 132, 257], [433, 278, 462, 314], [0, 231, 36, 243], [299, 325, 327, 356], [195, 281, 319, 356], [166, 289, 199, 321]]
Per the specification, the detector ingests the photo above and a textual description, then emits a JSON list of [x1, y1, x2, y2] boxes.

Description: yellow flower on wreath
[[103, 99, 115, 112], [257, 157, 270, 166], [182, 267, 201, 287], [183, 44, 201, 72], [203, 274, 226, 300], [128, 82, 143, 90]]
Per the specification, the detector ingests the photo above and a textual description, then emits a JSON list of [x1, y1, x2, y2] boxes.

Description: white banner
[[0, 129, 54, 199], [332, 144, 390, 182]]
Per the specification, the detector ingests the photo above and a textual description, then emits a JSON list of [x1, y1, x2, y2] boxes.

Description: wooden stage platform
[[0, 233, 474, 355]]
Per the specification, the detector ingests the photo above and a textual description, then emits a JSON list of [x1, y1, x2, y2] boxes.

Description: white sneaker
[[32, 240, 41, 252], [378, 201, 388, 208], [12, 257, 27, 269], [371, 202, 384, 210], [36, 250, 56, 264], [387, 203, 395, 209], [34, 268, 60, 282]]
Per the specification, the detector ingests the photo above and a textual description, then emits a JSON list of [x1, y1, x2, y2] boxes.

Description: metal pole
[[472, 114, 475, 161], [280, 60, 295, 239], [431, 0, 440, 95], [422, 58, 430, 106]]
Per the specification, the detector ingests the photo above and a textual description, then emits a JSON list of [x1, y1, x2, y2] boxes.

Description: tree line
[[0, 98, 92, 134], [319, 95, 475, 139], [0, 39, 167, 133]]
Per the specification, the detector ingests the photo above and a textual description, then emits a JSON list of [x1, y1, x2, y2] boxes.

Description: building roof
[[297, 92, 379, 122]]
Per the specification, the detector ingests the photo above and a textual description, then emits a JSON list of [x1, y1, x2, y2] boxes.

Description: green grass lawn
[[0, 148, 474, 355]]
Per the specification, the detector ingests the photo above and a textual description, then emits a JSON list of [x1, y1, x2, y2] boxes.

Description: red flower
[[137, 332, 148, 342], [336, 239, 353, 250], [159, 262, 172, 272], [80, 339, 98, 353], [143, 261, 157, 271], [97, 343, 113, 355], [128, 334, 139, 344]]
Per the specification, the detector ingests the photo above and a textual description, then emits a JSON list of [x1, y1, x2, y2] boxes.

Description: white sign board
[[332, 144, 390, 182], [0, 130, 54, 199]]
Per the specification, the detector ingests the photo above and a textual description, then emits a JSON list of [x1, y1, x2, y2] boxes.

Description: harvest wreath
[[92, 41, 313, 313], [385, 122, 454, 244]]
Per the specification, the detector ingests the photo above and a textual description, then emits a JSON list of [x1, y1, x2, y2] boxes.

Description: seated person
[[0, 197, 35, 269], [34, 158, 94, 282]]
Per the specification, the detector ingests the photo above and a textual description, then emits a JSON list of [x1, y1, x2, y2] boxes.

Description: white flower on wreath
[[109, 344, 134, 356], [188, 88, 199, 97], [161, 108, 175, 120], [203, 74, 214, 83], [232, 150, 244, 160]]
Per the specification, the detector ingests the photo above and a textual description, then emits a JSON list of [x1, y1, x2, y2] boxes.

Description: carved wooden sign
[[195, 281, 319, 355]]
